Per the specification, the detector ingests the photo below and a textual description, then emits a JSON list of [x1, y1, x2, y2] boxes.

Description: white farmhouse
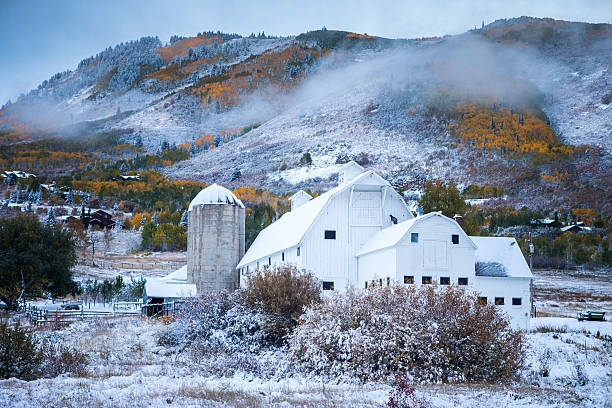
[[238, 162, 533, 330]]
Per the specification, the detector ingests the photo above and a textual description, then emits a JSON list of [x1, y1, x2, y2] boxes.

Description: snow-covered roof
[[144, 265, 196, 298], [471, 236, 532, 278], [289, 190, 312, 201], [188, 183, 244, 211], [356, 212, 476, 256], [161, 265, 187, 281], [561, 224, 590, 232], [144, 280, 196, 298], [238, 170, 399, 268]]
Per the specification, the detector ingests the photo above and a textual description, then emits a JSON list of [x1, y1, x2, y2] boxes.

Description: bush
[[0, 322, 89, 380], [0, 322, 42, 380], [288, 284, 524, 383], [242, 266, 321, 346], [39, 340, 88, 377], [158, 292, 265, 354], [387, 374, 428, 408]]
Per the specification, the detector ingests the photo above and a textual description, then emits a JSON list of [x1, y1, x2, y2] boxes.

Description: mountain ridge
[[0, 17, 610, 212]]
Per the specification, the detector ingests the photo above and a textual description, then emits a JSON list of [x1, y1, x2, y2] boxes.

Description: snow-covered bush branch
[[288, 284, 525, 383]]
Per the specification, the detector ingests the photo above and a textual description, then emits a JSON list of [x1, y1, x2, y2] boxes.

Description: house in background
[[81, 208, 116, 229], [239, 161, 533, 330]]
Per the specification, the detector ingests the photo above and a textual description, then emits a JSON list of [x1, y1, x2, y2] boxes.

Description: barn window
[[495, 297, 505, 305], [386, 277, 390, 286], [422, 276, 432, 284], [404, 275, 414, 284], [297, 246, 301, 256], [478, 296, 487, 305], [440, 277, 450, 285], [282, 252, 285, 261], [246, 266, 249, 272], [379, 278, 383, 286], [268, 257, 271, 266], [257, 262, 259, 269], [452, 234, 459, 245], [324, 230, 336, 239], [365, 281, 368, 289], [323, 281, 334, 291], [411, 233, 419, 243], [458, 277, 468, 285], [390, 214, 398, 224], [512, 297, 522, 306]]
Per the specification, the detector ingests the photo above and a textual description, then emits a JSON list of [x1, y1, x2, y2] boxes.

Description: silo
[[187, 184, 245, 292]]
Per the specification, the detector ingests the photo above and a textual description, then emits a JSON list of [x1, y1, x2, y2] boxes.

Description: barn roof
[[237, 170, 401, 268], [471, 236, 532, 278], [144, 265, 197, 298], [356, 212, 477, 256], [188, 183, 244, 210]]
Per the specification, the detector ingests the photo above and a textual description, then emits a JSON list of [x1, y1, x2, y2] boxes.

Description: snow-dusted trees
[[45, 208, 56, 227], [288, 284, 524, 383]]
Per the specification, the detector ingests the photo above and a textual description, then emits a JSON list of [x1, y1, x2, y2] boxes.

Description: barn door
[[423, 240, 447, 269]]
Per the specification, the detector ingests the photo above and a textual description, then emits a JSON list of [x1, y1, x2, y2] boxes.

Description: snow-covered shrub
[[157, 292, 265, 354], [0, 322, 42, 380], [288, 284, 524, 383], [39, 340, 88, 378], [242, 265, 321, 346], [387, 374, 428, 408]]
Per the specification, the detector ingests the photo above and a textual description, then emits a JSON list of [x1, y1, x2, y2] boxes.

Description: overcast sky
[[1, 0, 610, 105]]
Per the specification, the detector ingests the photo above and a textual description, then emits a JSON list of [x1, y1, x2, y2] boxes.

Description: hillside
[[0, 18, 610, 212]]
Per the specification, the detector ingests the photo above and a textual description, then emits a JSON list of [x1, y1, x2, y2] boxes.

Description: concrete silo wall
[[187, 204, 245, 293]]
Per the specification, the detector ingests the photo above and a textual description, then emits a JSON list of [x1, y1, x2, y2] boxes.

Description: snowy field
[[1, 265, 609, 407], [532, 268, 612, 317], [0, 316, 610, 407]]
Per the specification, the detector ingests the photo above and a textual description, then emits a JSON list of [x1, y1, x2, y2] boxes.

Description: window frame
[[458, 277, 468, 285], [478, 296, 487, 305], [495, 297, 505, 305], [422, 276, 432, 284], [512, 297, 522, 306], [411, 232, 419, 243], [323, 281, 334, 291], [403, 275, 414, 284], [440, 276, 450, 285], [324, 230, 336, 240], [281, 252, 285, 261], [452, 234, 459, 245], [297, 246, 300, 256]]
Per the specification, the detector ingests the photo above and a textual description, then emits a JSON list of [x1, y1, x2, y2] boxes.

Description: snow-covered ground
[[532, 268, 612, 317], [0, 315, 609, 407]]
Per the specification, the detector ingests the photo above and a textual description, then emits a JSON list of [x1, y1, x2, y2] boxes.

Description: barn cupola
[[338, 161, 365, 185], [289, 190, 312, 211]]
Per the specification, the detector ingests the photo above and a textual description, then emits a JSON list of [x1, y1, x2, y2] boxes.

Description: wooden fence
[[141, 301, 183, 318], [24, 303, 141, 326]]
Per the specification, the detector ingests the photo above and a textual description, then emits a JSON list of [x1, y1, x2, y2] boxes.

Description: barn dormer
[[338, 161, 365, 185], [289, 190, 312, 211]]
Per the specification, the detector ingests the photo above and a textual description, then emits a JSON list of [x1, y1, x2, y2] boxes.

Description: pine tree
[[180, 210, 188, 227], [45, 208, 56, 228]]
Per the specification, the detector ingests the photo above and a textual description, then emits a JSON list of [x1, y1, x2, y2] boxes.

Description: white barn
[[238, 162, 533, 330]]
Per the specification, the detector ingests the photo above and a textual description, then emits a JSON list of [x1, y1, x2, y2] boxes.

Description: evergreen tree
[[0, 215, 78, 309], [45, 208, 56, 228], [180, 210, 188, 227]]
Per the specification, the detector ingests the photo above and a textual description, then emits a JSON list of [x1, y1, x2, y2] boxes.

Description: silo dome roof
[[188, 183, 245, 210]]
